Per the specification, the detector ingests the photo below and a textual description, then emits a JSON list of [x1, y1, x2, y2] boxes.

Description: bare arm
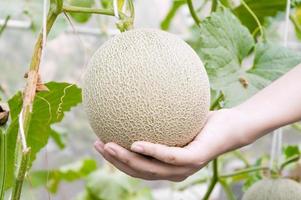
[[237, 63, 301, 142]]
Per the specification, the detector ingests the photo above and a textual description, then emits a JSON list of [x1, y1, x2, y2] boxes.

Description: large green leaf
[[233, 0, 287, 33], [4, 82, 82, 189], [30, 158, 97, 193], [194, 9, 301, 107], [27, 82, 82, 162]]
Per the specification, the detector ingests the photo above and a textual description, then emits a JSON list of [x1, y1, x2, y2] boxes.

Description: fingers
[[94, 141, 139, 178], [130, 141, 205, 167], [105, 143, 188, 179], [94, 140, 192, 181]]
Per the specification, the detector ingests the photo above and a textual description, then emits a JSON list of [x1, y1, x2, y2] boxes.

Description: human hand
[[94, 108, 254, 182]]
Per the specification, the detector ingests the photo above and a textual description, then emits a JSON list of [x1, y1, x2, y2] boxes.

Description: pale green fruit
[[242, 178, 301, 200], [83, 29, 210, 149]]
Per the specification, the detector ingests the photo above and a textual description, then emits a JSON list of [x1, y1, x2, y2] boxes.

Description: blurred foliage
[[160, 0, 186, 30], [283, 145, 300, 159], [292, 0, 301, 7], [30, 158, 97, 193], [77, 167, 153, 200], [233, 0, 287, 34], [291, 6, 301, 40]]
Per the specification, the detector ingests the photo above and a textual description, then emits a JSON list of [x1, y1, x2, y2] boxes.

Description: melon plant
[[83, 28, 210, 149], [242, 178, 301, 200]]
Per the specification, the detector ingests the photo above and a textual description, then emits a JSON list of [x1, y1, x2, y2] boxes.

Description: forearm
[[236, 63, 301, 141]]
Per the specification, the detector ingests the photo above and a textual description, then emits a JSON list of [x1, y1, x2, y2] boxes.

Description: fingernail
[[94, 141, 104, 148], [131, 144, 144, 153], [94, 141, 104, 153], [106, 146, 117, 156]]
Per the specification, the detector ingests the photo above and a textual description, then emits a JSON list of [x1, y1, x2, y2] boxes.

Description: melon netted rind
[[83, 28, 210, 149], [242, 178, 301, 200]]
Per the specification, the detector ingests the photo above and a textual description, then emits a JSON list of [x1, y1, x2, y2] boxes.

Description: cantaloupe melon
[[83, 29, 210, 149], [242, 178, 301, 200]]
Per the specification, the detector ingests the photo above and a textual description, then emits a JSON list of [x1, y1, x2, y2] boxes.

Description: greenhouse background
[[1, 0, 301, 200]]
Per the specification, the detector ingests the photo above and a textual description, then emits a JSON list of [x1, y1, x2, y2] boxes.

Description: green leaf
[[194, 9, 301, 107], [49, 128, 66, 149], [292, 0, 301, 7], [160, 0, 186, 30], [4, 93, 22, 190], [85, 168, 153, 200], [30, 158, 97, 193], [4, 82, 82, 190], [0, 128, 6, 199], [8, 92, 23, 120], [27, 82, 82, 163], [283, 145, 300, 159], [2, 120, 19, 190], [100, 0, 113, 9], [68, 0, 94, 23], [233, 0, 287, 33]]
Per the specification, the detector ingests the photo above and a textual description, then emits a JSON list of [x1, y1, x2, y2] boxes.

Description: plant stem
[[11, 1, 62, 200], [219, 179, 235, 200], [280, 155, 300, 172], [10, 149, 30, 200], [203, 159, 218, 200], [63, 6, 116, 17], [240, 0, 264, 40], [232, 150, 250, 167], [211, 0, 217, 12], [161, 1, 186, 30], [220, 166, 269, 178], [187, 0, 201, 26], [290, 14, 301, 36], [177, 177, 207, 191], [0, 129, 7, 200], [210, 91, 224, 110], [0, 15, 10, 36], [202, 93, 223, 199]]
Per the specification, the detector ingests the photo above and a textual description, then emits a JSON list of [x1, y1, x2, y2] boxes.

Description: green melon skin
[[83, 28, 210, 149], [242, 178, 301, 200]]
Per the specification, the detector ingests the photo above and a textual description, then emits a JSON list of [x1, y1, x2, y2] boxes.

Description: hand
[[94, 108, 253, 182]]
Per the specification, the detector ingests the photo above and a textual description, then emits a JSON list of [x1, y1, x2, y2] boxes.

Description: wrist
[[232, 104, 270, 146]]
